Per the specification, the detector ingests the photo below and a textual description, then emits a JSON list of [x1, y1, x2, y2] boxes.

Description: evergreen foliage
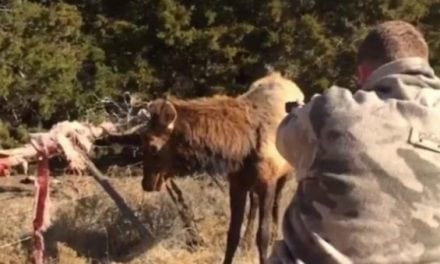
[[0, 0, 439, 146]]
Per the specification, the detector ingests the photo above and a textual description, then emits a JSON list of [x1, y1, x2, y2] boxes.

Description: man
[[269, 20, 440, 263]]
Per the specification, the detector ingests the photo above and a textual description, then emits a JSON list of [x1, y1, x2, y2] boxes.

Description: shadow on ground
[[43, 196, 162, 263]]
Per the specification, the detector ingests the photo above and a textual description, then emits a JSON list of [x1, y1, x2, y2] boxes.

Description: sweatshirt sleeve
[[276, 95, 319, 181]]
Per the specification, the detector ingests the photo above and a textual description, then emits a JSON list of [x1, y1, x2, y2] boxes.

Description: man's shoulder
[[302, 86, 397, 137], [306, 86, 375, 117], [312, 85, 383, 108]]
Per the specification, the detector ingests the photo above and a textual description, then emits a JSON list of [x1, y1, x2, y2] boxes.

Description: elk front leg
[[257, 182, 276, 264], [223, 177, 248, 264]]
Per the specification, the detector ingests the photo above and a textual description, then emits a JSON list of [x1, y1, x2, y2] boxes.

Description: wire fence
[[0, 236, 32, 250]]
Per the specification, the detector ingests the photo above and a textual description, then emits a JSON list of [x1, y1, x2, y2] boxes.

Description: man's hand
[[285, 101, 305, 114]]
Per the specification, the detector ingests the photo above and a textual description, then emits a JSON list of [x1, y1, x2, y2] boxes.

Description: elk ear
[[159, 101, 177, 129]]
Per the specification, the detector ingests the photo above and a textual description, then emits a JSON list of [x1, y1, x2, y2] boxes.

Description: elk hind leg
[[271, 175, 287, 244], [242, 190, 258, 250], [257, 181, 276, 264]]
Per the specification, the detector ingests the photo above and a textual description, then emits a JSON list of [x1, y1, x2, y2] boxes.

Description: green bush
[[0, 0, 438, 147]]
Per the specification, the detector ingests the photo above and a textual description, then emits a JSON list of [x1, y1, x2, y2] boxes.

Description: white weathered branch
[[0, 121, 120, 176]]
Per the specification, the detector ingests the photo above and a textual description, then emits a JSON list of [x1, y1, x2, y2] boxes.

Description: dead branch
[[0, 121, 119, 176], [80, 151, 154, 239], [165, 179, 205, 249]]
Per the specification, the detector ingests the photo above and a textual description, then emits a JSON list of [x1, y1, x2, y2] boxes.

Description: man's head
[[356, 20, 429, 86]]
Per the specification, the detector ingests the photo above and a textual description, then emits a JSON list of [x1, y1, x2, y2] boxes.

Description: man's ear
[[158, 101, 177, 129], [357, 64, 375, 87]]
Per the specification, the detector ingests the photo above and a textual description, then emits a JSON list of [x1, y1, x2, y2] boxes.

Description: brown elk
[[138, 72, 304, 264]]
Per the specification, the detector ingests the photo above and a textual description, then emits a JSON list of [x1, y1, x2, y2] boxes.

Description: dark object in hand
[[285, 101, 300, 113]]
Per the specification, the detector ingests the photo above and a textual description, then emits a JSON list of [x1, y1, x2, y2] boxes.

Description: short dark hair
[[357, 20, 429, 66]]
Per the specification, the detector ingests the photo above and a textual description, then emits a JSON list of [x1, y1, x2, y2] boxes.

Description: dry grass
[[0, 173, 297, 264]]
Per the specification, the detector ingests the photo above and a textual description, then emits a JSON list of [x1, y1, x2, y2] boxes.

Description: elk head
[[140, 99, 177, 192], [102, 94, 178, 192]]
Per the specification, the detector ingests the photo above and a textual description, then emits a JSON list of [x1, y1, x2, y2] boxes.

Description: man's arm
[[276, 97, 319, 180]]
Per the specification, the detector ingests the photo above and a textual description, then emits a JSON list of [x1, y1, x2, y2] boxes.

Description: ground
[[0, 171, 297, 264]]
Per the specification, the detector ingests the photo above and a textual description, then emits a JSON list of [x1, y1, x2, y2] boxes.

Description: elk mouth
[[142, 173, 164, 192]]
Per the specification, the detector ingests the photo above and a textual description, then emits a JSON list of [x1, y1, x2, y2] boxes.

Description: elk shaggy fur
[[140, 71, 304, 264]]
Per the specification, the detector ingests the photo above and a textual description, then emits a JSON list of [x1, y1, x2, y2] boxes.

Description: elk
[[129, 72, 304, 263]]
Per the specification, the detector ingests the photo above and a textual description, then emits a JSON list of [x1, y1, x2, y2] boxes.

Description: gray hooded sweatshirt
[[269, 57, 440, 264]]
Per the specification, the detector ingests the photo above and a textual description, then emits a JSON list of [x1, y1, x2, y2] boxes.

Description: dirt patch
[[0, 173, 297, 263]]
